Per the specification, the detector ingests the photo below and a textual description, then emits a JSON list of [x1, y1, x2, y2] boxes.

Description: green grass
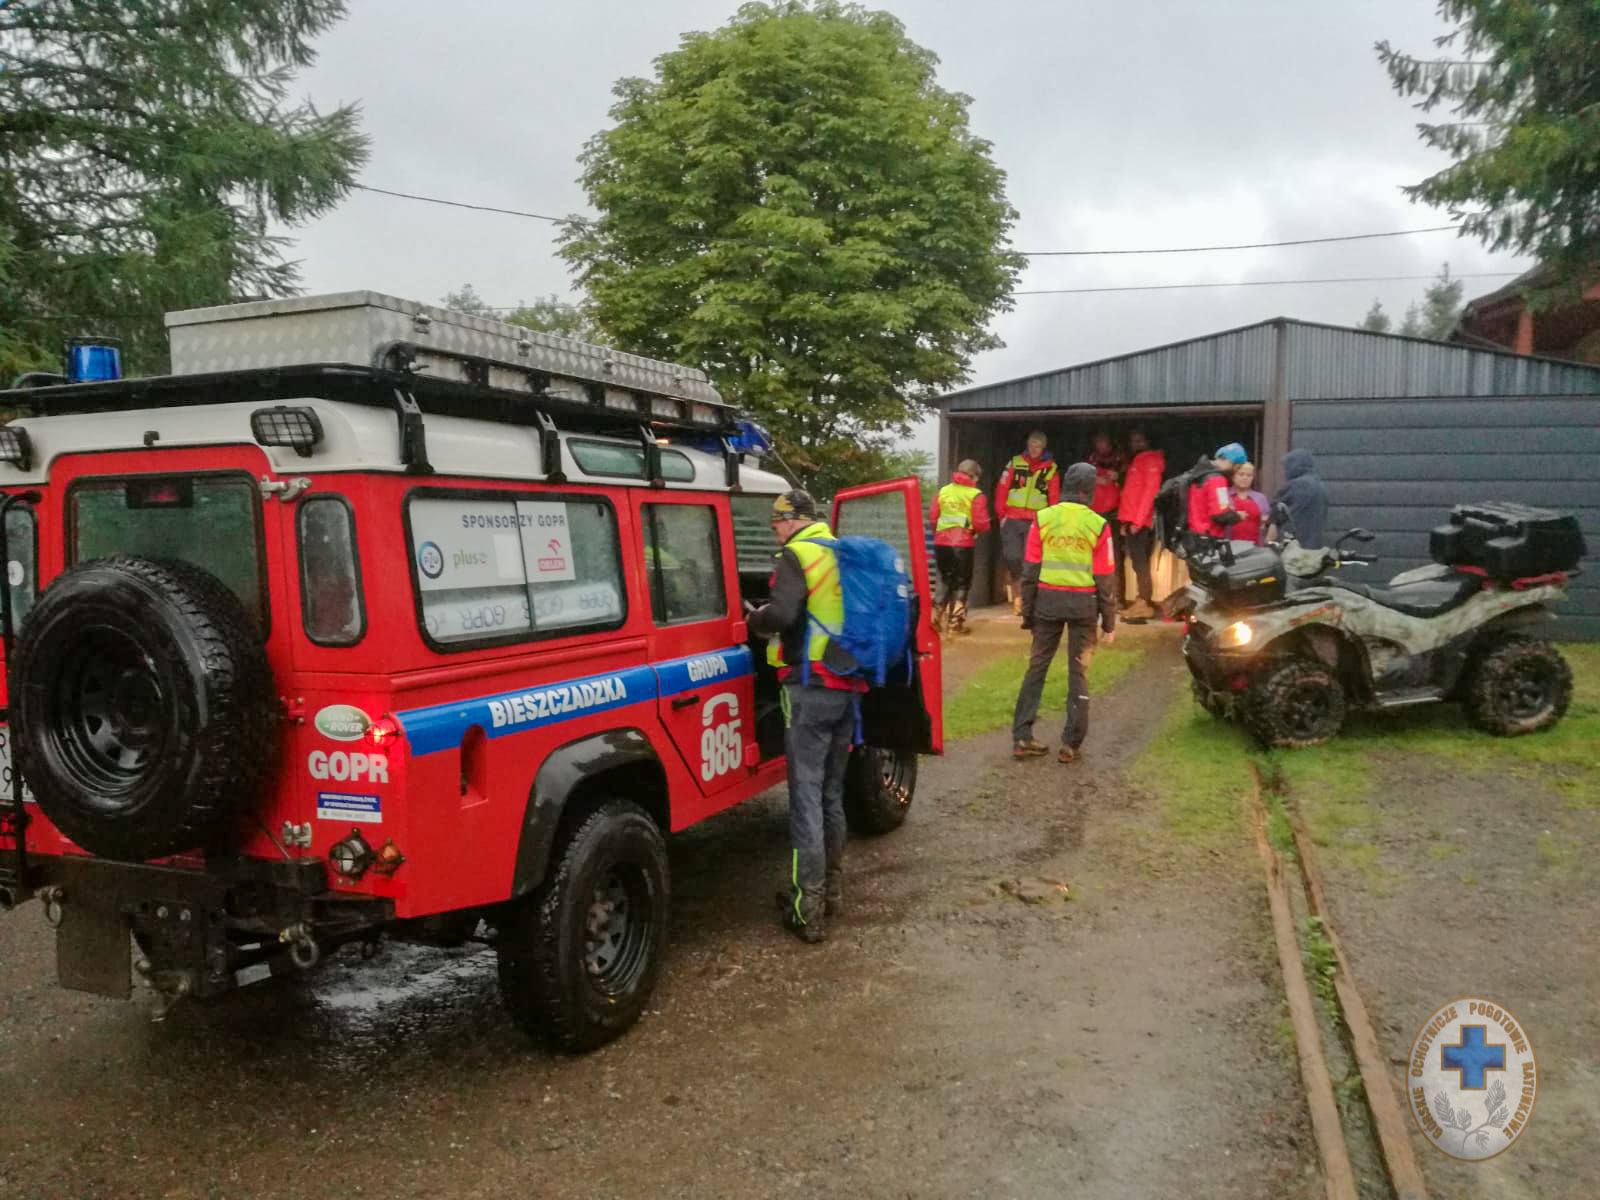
[[1130, 698, 1254, 844], [1132, 643, 1600, 862], [941, 636, 1149, 741]]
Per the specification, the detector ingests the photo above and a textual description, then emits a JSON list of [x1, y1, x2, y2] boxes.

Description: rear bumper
[[0, 851, 391, 999]]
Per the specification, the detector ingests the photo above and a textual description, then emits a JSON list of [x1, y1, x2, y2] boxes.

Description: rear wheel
[[1462, 635, 1571, 736], [1247, 657, 1347, 749], [496, 799, 669, 1053], [843, 746, 917, 834]]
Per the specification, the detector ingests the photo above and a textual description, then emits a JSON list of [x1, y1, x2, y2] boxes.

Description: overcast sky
[[284, 0, 1529, 452]]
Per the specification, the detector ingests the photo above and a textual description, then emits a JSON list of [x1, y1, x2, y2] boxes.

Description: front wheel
[[1462, 635, 1572, 736], [1246, 657, 1347, 749], [496, 798, 669, 1053], [843, 746, 917, 834]]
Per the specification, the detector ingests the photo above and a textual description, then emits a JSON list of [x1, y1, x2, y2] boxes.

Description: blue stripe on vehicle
[[395, 646, 751, 757], [652, 645, 753, 695]]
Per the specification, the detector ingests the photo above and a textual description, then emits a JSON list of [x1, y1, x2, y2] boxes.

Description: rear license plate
[[0, 724, 33, 804]]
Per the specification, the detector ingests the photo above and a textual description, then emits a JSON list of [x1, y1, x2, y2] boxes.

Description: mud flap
[[57, 905, 131, 999]]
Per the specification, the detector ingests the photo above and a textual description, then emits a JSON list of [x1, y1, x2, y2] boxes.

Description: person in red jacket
[[1086, 432, 1125, 605], [1116, 430, 1165, 618], [1187, 442, 1246, 540], [928, 459, 991, 636], [994, 431, 1060, 615]]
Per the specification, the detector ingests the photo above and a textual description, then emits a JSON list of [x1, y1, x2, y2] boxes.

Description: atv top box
[[1188, 544, 1285, 608], [1429, 503, 1586, 580]]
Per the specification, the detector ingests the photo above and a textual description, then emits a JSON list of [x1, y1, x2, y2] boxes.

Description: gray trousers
[[1011, 616, 1097, 748], [783, 684, 854, 922]]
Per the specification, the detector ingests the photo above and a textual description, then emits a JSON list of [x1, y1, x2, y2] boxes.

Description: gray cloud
[[284, 0, 1528, 443]]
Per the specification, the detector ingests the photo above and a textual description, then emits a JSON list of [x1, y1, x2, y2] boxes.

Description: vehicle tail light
[[328, 828, 374, 880], [365, 714, 404, 750]]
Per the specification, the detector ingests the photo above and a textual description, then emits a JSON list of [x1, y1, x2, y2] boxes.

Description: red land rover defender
[[0, 293, 941, 1050]]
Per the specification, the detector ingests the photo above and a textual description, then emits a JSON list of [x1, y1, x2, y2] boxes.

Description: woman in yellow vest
[[929, 459, 991, 636], [747, 490, 865, 943], [1011, 463, 1117, 764]]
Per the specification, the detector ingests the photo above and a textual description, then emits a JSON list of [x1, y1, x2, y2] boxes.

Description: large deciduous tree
[[561, 0, 1022, 493], [1379, 2, 1600, 300], [0, 0, 367, 379]]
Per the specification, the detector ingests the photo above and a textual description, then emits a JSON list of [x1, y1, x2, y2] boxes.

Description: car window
[[297, 497, 365, 646], [569, 439, 695, 482], [70, 473, 264, 626], [407, 493, 626, 647], [730, 494, 783, 574], [641, 504, 725, 625], [2, 506, 36, 631]]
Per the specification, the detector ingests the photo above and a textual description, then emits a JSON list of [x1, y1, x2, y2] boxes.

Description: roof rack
[[0, 361, 742, 478]]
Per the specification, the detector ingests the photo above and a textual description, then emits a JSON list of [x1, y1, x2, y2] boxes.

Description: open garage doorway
[[943, 406, 1263, 608]]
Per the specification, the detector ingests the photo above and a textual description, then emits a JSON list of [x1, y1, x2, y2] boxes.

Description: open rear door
[[832, 477, 942, 755]]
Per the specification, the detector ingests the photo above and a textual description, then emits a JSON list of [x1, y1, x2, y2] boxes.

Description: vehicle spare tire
[[12, 555, 276, 861]]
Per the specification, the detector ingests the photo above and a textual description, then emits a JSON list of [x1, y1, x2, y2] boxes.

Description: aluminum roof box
[[164, 290, 727, 412]]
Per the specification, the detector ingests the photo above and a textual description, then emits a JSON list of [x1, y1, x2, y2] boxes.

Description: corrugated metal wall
[[943, 323, 1279, 412], [1292, 395, 1600, 640], [1282, 324, 1600, 401]]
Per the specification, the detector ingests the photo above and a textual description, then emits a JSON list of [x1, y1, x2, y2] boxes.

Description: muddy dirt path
[[0, 628, 1315, 1199]]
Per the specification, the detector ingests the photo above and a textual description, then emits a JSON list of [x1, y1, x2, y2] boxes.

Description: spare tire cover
[[13, 555, 276, 861]]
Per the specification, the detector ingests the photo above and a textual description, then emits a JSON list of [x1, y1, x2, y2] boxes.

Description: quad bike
[[1173, 502, 1585, 748]]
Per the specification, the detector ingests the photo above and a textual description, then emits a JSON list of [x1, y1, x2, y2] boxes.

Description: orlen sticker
[[316, 791, 382, 824], [314, 704, 372, 742]]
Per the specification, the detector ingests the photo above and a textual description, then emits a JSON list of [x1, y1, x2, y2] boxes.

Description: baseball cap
[[1214, 442, 1249, 465]]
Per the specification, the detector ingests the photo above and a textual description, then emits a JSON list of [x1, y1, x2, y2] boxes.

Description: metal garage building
[[935, 318, 1600, 639]]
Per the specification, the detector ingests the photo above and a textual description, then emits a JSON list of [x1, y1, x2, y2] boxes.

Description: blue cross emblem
[[1441, 1025, 1505, 1090]]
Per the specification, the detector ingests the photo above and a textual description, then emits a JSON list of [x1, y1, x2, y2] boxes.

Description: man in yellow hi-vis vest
[[1011, 463, 1117, 763], [929, 459, 991, 636], [748, 490, 866, 943]]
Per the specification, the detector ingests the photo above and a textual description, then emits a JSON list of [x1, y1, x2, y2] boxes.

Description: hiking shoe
[[1013, 739, 1049, 759], [1058, 746, 1079, 764], [775, 892, 826, 942]]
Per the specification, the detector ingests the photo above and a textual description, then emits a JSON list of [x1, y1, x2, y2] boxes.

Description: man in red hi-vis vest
[[993, 431, 1059, 615], [1011, 462, 1116, 764]]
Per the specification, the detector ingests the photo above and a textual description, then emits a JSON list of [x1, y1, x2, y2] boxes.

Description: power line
[[349, 182, 1463, 257], [350, 184, 570, 224], [1018, 225, 1459, 256], [1012, 272, 1519, 297]]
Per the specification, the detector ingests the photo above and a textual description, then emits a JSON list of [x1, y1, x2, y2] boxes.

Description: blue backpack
[[799, 536, 913, 687]]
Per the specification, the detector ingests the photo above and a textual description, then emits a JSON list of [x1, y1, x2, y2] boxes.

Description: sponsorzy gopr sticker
[[1408, 996, 1536, 1161]]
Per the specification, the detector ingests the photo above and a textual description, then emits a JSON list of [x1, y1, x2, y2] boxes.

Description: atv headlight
[[1218, 621, 1253, 648]]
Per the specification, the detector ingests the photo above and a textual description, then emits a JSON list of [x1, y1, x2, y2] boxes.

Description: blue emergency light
[[64, 338, 122, 383], [729, 420, 772, 456]]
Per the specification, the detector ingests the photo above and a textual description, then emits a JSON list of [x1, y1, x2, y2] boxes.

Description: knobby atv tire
[[1462, 634, 1572, 737], [12, 555, 276, 861], [496, 798, 669, 1053], [1247, 656, 1347, 749], [843, 745, 917, 835]]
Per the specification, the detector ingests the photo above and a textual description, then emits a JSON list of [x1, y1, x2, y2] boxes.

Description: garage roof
[[938, 317, 1600, 413]]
